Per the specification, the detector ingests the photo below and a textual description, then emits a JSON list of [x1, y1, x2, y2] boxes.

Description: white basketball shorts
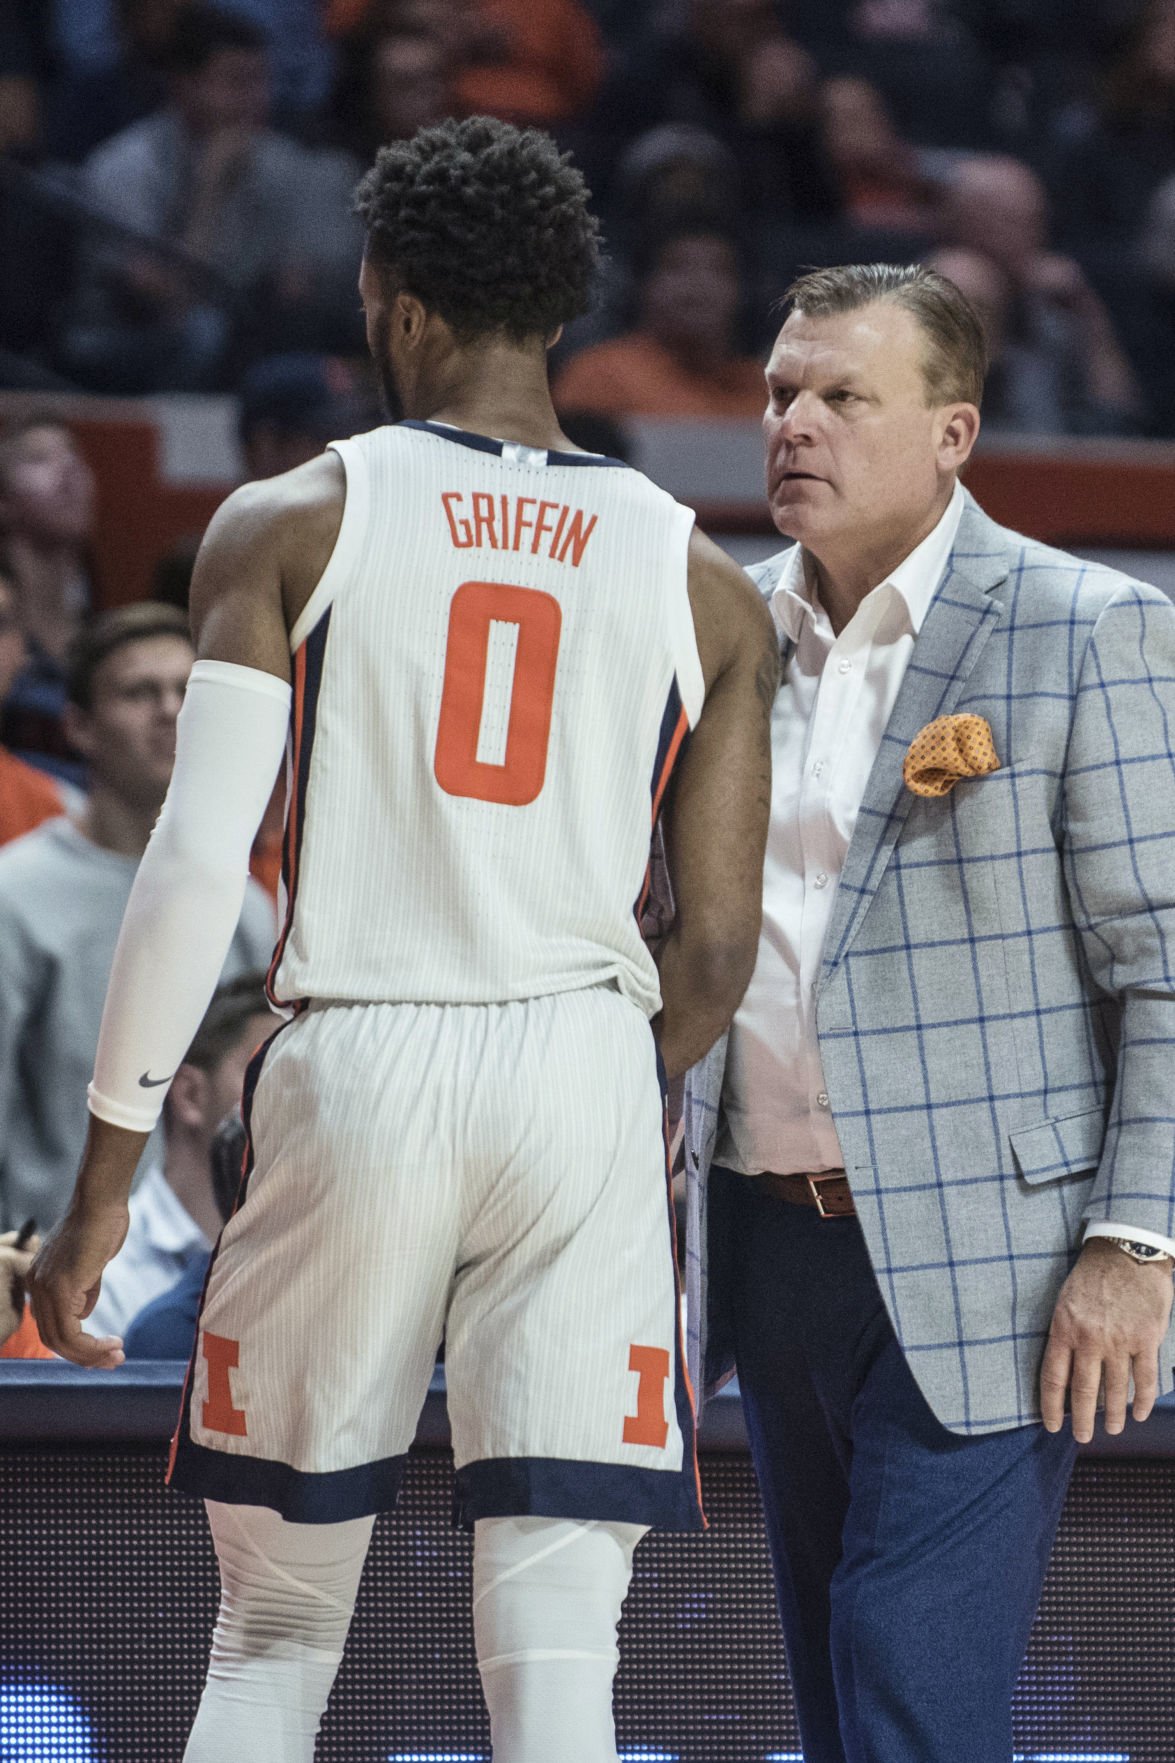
[[168, 983, 703, 1530]]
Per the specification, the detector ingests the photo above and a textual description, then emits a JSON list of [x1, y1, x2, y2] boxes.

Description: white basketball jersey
[[267, 420, 703, 1017]]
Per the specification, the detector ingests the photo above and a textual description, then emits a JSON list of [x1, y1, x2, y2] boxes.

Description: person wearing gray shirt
[[63, 6, 362, 392], [0, 603, 275, 1232]]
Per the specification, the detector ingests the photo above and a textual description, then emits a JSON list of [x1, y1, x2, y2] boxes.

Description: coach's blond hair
[[781, 263, 988, 409]]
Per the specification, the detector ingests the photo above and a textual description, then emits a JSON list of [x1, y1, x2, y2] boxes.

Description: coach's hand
[[28, 1201, 130, 1369], [1041, 1238, 1173, 1442]]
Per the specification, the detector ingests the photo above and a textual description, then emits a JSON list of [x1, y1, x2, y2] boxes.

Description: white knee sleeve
[[473, 1516, 647, 1763], [184, 1501, 373, 1763]]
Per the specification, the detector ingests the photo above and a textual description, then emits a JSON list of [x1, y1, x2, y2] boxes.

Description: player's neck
[[416, 347, 573, 453]]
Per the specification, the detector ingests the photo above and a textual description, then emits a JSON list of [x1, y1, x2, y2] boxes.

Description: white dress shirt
[[87, 1160, 212, 1337], [715, 481, 1175, 1260]]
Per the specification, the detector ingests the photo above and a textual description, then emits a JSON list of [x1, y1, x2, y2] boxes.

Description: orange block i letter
[[623, 1344, 670, 1449], [202, 1332, 248, 1436]]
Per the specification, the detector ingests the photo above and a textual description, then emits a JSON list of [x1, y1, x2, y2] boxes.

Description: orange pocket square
[[903, 713, 1000, 798]]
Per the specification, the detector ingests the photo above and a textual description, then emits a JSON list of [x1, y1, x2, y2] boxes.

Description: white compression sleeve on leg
[[88, 660, 291, 1132], [184, 1501, 373, 1763], [472, 1516, 647, 1763]]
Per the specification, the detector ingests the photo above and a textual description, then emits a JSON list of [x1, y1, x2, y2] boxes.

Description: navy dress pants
[[721, 1167, 1078, 1763]]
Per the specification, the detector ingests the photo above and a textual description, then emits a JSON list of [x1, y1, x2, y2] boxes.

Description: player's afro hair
[[353, 116, 601, 344]]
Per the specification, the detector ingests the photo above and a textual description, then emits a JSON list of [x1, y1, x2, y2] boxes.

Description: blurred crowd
[[0, 0, 1174, 433]]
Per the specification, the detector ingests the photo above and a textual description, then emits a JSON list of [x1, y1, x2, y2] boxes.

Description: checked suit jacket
[[677, 491, 1175, 1435]]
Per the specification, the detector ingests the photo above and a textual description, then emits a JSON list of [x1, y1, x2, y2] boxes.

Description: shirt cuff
[[1083, 1220, 1175, 1260]]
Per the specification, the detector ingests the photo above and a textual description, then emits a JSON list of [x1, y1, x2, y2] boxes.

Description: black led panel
[[2, 1448, 1173, 1760]]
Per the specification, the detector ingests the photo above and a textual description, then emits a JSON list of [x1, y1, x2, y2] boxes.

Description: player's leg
[[472, 1515, 646, 1763], [171, 1005, 465, 1750], [184, 1501, 374, 1763], [447, 985, 701, 1761], [171, 1003, 461, 1513]]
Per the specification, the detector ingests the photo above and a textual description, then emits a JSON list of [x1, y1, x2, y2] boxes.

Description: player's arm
[[654, 529, 778, 1080], [29, 478, 307, 1367]]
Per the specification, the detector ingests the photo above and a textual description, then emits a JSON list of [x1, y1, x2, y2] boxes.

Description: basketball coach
[[682, 263, 1175, 1761]]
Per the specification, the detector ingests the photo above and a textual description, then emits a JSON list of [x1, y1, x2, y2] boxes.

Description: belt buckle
[[806, 1173, 840, 1219]]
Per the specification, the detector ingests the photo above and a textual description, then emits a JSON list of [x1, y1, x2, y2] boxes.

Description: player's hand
[[1040, 1238, 1174, 1442], [28, 1201, 130, 1369]]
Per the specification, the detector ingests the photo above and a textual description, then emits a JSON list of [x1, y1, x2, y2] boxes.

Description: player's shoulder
[[687, 526, 778, 688], [687, 525, 773, 613], [205, 452, 347, 565]]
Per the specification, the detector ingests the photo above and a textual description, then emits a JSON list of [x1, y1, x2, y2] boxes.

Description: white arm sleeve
[[88, 659, 292, 1132]]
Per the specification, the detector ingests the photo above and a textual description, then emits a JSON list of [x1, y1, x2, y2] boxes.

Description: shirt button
[[813, 872, 828, 889], [813, 760, 825, 778], [816, 1092, 830, 1109], [838, 659, 852, 674]]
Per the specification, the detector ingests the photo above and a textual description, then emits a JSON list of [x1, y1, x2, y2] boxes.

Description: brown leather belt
[[754, 1170, 855, 1218]]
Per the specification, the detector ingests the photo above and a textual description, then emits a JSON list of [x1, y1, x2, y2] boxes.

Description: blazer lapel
[[820, 498, 1011, 979]]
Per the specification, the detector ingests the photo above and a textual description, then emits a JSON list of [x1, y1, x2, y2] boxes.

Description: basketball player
[[31, 118, 777, 1762]]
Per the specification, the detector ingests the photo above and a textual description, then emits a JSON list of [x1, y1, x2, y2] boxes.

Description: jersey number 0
[[434, 580, 562, 806]]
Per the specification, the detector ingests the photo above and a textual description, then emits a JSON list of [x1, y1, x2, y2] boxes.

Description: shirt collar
[[770, 479, 967, 646]]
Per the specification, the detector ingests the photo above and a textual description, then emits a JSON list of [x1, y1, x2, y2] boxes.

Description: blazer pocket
[[1009, 1105, 1106, 1184]]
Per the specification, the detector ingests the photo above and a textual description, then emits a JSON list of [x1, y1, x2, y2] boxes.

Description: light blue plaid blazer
[[678, 491, 1175, 1435]]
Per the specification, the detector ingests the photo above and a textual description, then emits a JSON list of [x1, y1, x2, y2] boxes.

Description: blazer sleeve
[[1061, 580, 1175, 1238]]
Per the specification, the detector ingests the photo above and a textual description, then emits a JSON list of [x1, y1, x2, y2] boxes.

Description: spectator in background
[[450, 0, 605, 126], [1051, 0, 1175, 250], [577, 124, 745, 353], [819, 76, 937, 235], [124, 1102, 245, 1358], [0, 603, 274, 1236], [0, 564, 66, 844], [44, 0, 184, 163], [326, 0, 605, 128], [938, 154, 1143, 433], [1142, 170, 1175, 293], [612, 124, 744, 243], [620, 0, 837, 221], [813, 0, 997, 151], [0, 5, 76, 383], [49, 0, 332, 135], [0, 415, 95, 785], [0, 1223, 54, 1359], [1139, 171, 1175, 433], [328, 20, 453, 163], [63, 4, 363, 393], [237, 354, 378, 482], [553, 220, 768, 420], [923, 245, 1071, 434], [0, 0, 50, 158], [88, 974, 272, 1338]]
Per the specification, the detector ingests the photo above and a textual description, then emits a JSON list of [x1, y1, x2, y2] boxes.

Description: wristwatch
[[1103, 1236, 1175, 1269]]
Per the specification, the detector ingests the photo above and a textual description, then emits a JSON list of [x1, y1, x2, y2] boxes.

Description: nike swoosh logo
[[138, 1072, 172, 1089]]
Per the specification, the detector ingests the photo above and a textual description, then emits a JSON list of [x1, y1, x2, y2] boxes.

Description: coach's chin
[[682, 262, 1175, 1762]]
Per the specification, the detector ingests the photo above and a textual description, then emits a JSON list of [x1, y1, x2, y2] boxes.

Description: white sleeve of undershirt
[[88, 659, 292, 1133]]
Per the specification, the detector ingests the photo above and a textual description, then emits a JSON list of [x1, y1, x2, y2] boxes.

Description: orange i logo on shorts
[[623, 1344, 670, 1449], [202, 1332, 248, 1436]]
